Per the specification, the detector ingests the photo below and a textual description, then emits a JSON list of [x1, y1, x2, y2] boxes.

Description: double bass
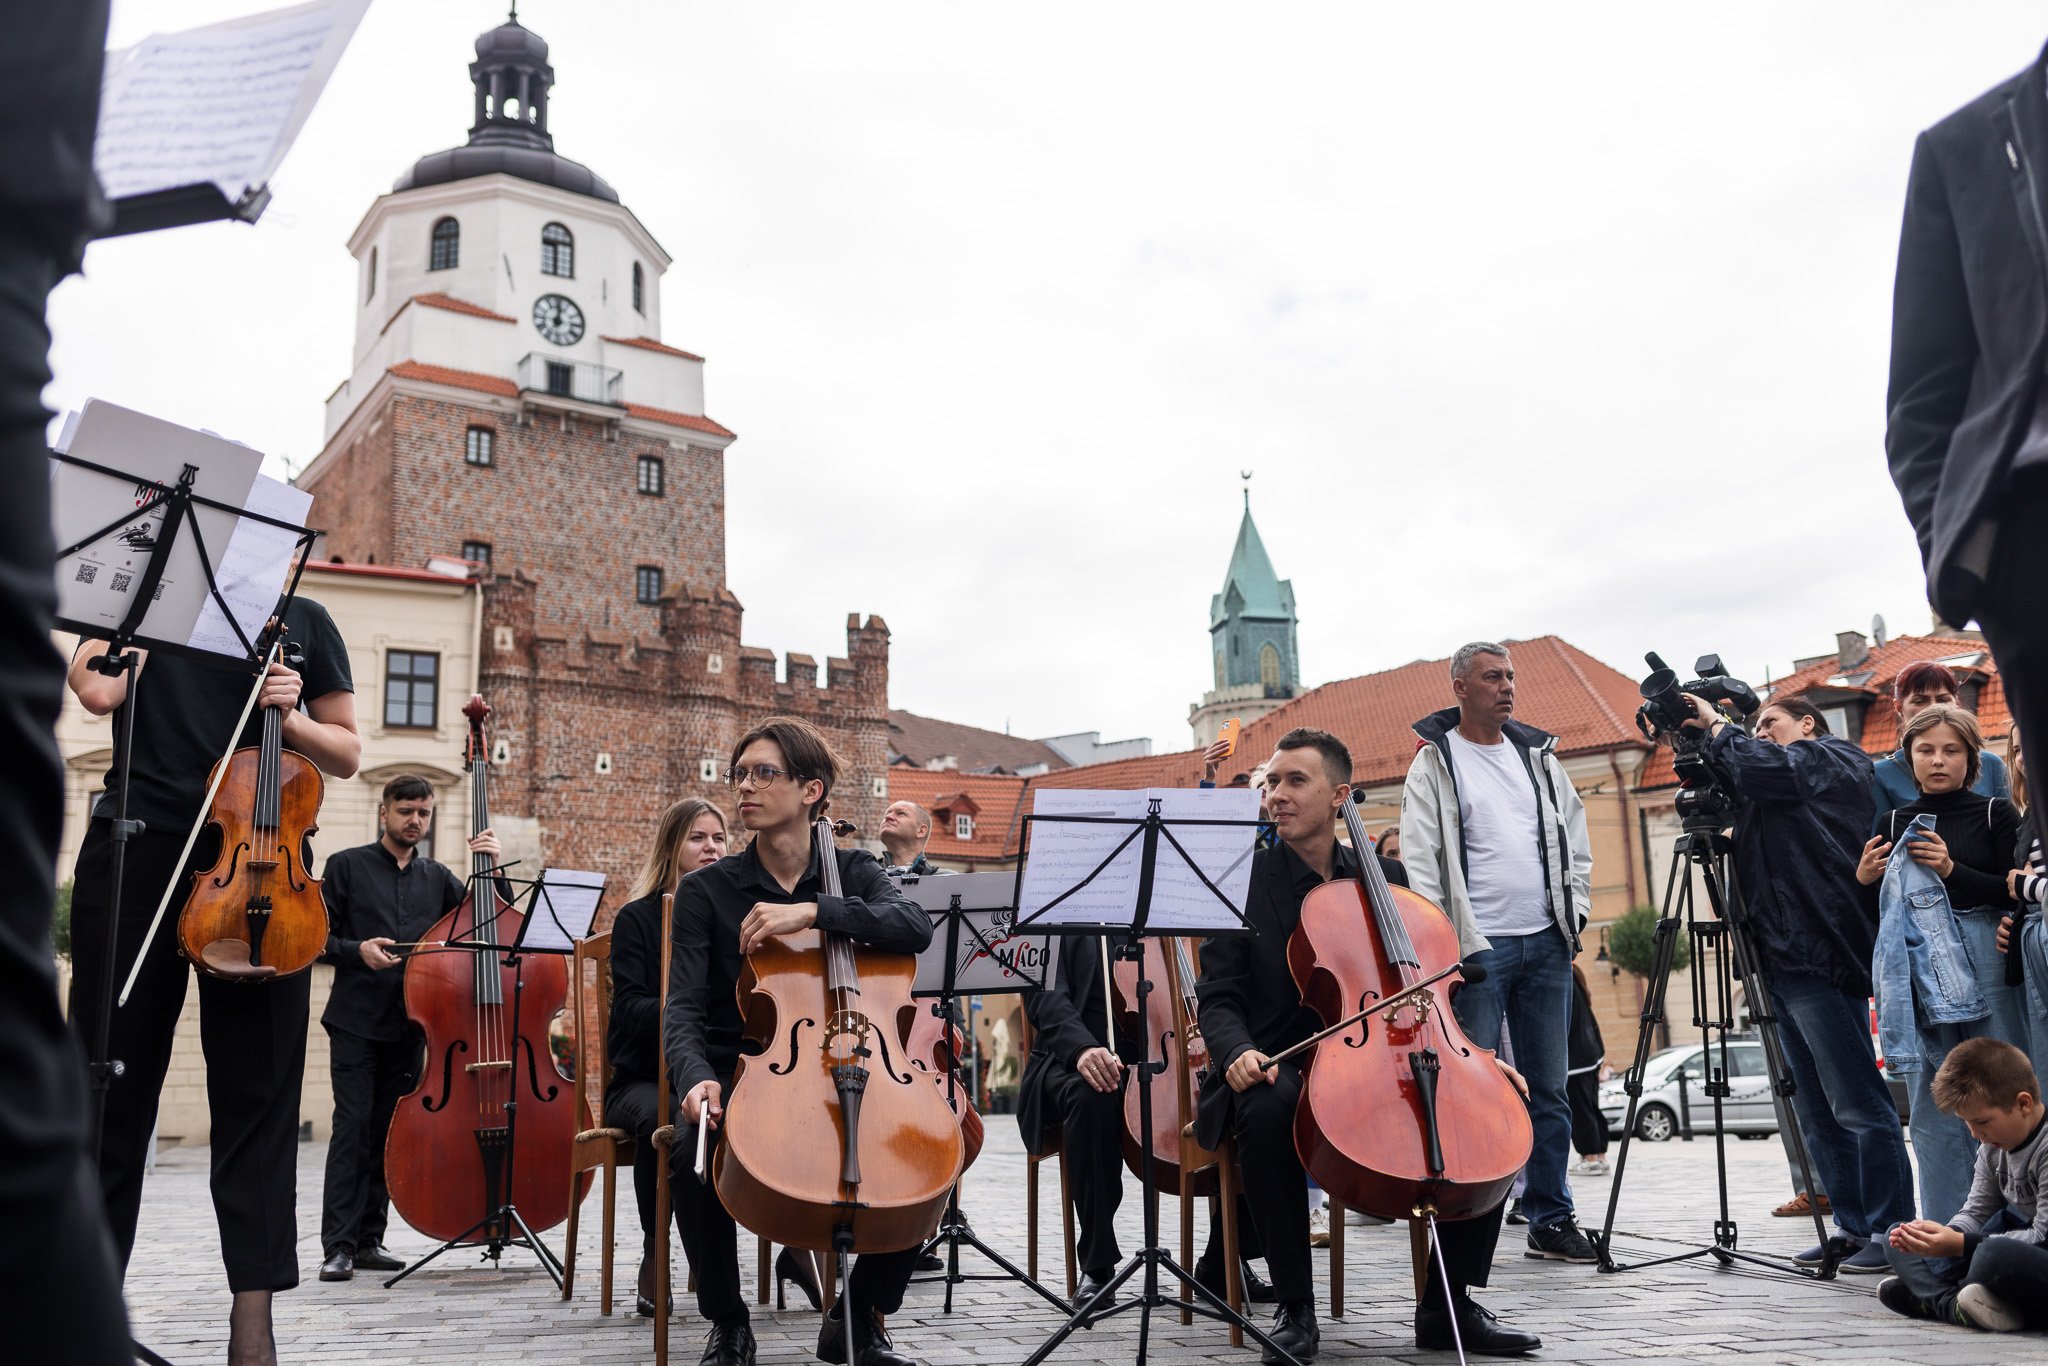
[[180, 638, 327, 980], [1112, 937, 1217, 1194], [1282, 789, 1531, 1223], [715, 817, 964, 1257], [385, 695, 586, 1244]]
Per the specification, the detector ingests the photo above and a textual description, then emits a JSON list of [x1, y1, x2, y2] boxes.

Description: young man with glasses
[[664, 717, 935, 1366]]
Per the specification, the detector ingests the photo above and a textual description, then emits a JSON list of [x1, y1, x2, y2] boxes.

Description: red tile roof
[[1032, 635, 1649, 795], [387, 360, 518, 397], [885, 769, 1028, 864], [603, 335, 705, 361], [1638, 631, 2009, 789], [624, 403, 736, 439], [887, 710, 1071, 775], [410, 292, 516, 323]]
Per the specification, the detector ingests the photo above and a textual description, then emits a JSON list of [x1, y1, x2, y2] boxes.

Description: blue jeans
[[1884, 1206, 2027, 1316], [1906, 903, 2034, 1223], [1454, 925, 1573, 1229], [1768, 971, 1915, 1240], [2019, 910, 2048, 1084]]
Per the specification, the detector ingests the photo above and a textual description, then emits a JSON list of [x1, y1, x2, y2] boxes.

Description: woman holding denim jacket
[[1859, 705, 2025, 1222]]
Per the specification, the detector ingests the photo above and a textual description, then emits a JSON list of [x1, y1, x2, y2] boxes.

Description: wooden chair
[[1018, 1013, 1078, 1299], [562, 932, 630, 1314], [1195, 1129, 1353, 1347]]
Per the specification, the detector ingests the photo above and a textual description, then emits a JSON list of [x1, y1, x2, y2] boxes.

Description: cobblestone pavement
[[123, 1125, 2047, 1365]]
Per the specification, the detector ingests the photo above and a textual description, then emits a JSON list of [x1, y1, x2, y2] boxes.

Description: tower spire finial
[[508, 2, 518, 22], [1240, 468, 1253, 510]]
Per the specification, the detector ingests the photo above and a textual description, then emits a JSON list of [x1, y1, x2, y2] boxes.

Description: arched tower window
[[430, 217, 460, 271], [541, 222, 574, 277], [364, 245, 377, 302], [632, 261, 644, 314], [1259, 643, 1282, 688]]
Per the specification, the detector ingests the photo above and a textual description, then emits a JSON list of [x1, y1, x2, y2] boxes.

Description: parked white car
[[1598, 1040, 1778, 1143]]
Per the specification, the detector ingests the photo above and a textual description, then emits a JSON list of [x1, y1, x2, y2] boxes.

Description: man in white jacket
[[1402, 641, 1596, 1265]]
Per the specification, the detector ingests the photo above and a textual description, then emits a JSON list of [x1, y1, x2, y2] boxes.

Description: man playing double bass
[[665, 717, 934, 1366], [1194, 727, 1542, 1361]]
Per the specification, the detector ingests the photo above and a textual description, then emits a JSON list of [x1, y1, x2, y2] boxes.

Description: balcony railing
[[516, 352, 623, 407]]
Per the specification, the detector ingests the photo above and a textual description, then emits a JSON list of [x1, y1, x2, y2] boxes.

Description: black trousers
[[1230, 1062, 1500, 1307], [0, 206, 131, 1361], [320, 1025, 421, 1256], [1977, 480, 2048, 854], [606, 1078, 680, 1259], [68, 823, 310, 1293], [670, 1079, 918, 1324], [1567, 1071, 1608, 1157], [1039, 1066, 1125, 1276]]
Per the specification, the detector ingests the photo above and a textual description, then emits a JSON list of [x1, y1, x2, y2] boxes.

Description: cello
[[714, 817, 963, 1263], [1112, 937, 1217, 1194], [1280, 788, 1531, 1226], [180, 637, 328, 980], [902, 1004, 985, 1172], [385, 695, 586, 1247]]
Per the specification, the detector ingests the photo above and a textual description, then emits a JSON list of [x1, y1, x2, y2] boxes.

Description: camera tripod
[[1589, 815, 1840, 1280]]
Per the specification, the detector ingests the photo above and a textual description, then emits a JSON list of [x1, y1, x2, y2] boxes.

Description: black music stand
[[897, 874, 1070, 1314], [383, 867, 604, 1290], [1009, 794, 1294, 1366]]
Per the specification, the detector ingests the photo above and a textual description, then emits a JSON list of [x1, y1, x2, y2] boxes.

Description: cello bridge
[[1384, 990, 1434, 1031], [464, 1060, 514, 1074]]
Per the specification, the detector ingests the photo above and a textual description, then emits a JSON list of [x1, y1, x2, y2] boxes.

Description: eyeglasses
[[724, 763, 794, 788]]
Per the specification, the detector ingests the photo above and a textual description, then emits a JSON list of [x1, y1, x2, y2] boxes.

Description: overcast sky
[[51, 2, 2048, 751]]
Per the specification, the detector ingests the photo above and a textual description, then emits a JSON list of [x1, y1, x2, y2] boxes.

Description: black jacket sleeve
[[1195, 928, 1258, 1073], [608, 899, 659, 1078], [814, 850, 932, 954], [1026, 938, 1104, 1068], [319, 852, 358, 964], [1943, 799, 2021, 910], [664, 875, 718, 1094]]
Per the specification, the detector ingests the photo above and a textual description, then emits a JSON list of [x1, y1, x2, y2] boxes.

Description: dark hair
[[1931, 1037, 2040, 1113], [381, 773, 434, 805], [732, 716, 840, 817], [1901, 703, 1984, 790], [1274, 727, 1351, 786], [1762, 696, 1829, 736], [1895, 661, 1960, 700]]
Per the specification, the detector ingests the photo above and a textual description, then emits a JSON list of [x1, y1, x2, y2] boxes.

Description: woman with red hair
[[1871, 662, 2012, 822]]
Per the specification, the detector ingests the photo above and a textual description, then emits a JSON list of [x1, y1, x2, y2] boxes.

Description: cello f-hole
[[869, 1024, 916, 1085], [423, 1039, 466, 1112], [1342, 989, 1382, 1049], [768, 1017, 818, 1075]]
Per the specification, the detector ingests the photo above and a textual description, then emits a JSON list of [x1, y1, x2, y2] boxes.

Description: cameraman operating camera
[[1678, 693, 1914, 1273]]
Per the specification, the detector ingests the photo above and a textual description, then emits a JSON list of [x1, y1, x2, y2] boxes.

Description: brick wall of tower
[[303, 392, 726, 621]]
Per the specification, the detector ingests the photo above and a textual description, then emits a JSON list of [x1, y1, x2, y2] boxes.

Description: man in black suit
[[1195, 727, 1541, 1361], [1889, 37, 2048, 835]]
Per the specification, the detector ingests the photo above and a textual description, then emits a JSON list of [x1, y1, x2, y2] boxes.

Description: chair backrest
[[571, 931, 615, 1130], [656, 893, 674, 1125]]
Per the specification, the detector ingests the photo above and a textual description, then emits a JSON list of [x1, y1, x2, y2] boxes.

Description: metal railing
[[516, 352, 623, 406]]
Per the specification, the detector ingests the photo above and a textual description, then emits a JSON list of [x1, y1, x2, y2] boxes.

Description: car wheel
[[1635, 1104, 1677, 1142]]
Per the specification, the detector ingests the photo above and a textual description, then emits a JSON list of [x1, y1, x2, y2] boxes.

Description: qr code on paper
[[73, 563, 98, 585], [110, 571, 133, 594]]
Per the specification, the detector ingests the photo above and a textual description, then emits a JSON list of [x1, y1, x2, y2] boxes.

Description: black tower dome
[[394, 12, 619, 204]]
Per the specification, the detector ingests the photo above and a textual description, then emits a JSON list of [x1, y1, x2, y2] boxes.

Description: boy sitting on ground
[[1878, 1038, 2048, 1331]]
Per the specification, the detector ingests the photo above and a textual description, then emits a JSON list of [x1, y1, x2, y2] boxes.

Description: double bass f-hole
[[422, 1039, 467, 1112]]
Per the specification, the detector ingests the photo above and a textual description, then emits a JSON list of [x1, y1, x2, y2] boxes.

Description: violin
[[715, 818, 963, 1255], [902, 1003, 985, 1172], [1281, 789, 1531, 1222], [384, 695, 587, 1244], [1112, 936, 1218, 1194], [179, 638, 328, 980]]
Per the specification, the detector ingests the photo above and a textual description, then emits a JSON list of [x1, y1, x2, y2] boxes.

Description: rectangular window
[[461, 540, 491, 568], [465, 426, 494, 466], [955, 814, 974, 840], [635, 565, 663, 605], [636, 454, 664, 496], [545, 361, 573, 396], [383, 651, 440, 729]]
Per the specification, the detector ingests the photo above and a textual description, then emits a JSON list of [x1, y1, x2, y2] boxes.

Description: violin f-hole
[[210, 842, 250, 889], [275, 842, 310, 893]]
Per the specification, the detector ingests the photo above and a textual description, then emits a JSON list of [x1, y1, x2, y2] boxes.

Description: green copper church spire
[[1207, 488, 1298, 694]]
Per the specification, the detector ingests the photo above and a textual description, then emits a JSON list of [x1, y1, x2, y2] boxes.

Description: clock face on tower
[[532, 293, 585, 346]]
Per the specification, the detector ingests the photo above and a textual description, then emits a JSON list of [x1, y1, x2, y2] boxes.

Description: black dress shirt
[[318, 842, 467, 1041], [663, 839, 932, 1094], [608, 891, 664, 1092]]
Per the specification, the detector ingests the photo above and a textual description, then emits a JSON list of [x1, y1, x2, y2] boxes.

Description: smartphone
[[1216, 717, 1241, 758]]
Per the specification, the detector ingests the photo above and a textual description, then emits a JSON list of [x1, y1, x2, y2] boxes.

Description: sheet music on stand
[[1013, 787, 1262, 935], [511, 870, 608, 955], [898, 872, 1057, 998], [96, 0, 370, 236]]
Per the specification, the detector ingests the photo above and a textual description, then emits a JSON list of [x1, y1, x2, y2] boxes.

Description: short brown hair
[[731, 716, 840, 817], [381, 773, 434, 805], [1274, 727, 1351, 786], [1900, 703, 1984, 790], [1762, 696, 1829, 736], [1931, 1037, 2040, 1113]]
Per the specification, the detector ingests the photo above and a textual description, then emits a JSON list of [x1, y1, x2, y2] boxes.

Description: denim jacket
[[1874, 812, 1991, 1074]]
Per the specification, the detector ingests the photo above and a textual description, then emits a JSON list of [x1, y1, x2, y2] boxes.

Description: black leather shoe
[[1241, 1261, 1276, 1304], [1260, 1300, 1319, 1365], [777, 1247, 822, 1311], [700, 1317, 756, 1366], [816, 1305, 921, 1366], [318, 1250, 353, 1282], [1074, 1269, 1114, 1309], [1195, 1255, 1278, 1304], [914, 1250, 944, 1272], [352, 1242, 403, 1272], [1416, 1296, 1541, 1356]]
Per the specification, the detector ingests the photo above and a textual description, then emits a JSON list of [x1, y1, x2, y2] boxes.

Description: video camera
[[1636, 653, 1761, 823]]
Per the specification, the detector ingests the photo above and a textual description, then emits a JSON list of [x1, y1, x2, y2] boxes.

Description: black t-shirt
[[92, 597, 353, 830]]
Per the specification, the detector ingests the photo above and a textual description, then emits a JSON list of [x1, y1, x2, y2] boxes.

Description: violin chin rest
[[199, 940, 280, 979]]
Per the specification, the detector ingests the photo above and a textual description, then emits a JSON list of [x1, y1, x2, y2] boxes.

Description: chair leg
[[1219, 1157, 1244, 1348], [1026, 1156, 1040, 1284], [561, 1156, 582, 1301], [599, 1155, 618, 1316], [757, 1236, 771, 1305], [1409, 1219, 1429, 1304], [1178, 1182, 1194, 1325], [654, 1149, 672, 1366], [1058, 1151, 1076, 1299], [1328, 1195, 1344, 1318]]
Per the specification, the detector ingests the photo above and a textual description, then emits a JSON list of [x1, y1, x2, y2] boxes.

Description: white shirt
[[1445, 728, 1552, 937]]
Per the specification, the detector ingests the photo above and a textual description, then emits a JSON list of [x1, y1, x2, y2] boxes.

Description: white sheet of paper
[[185, 475, 312, 657], [519, 870, 609, 953], [52, 401, 267, 654], [95, 0, 369, 203], [1016, 787, 1261, 933]]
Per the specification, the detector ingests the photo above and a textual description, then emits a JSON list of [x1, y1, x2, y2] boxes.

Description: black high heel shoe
[[775, 1246, 822, 1311]]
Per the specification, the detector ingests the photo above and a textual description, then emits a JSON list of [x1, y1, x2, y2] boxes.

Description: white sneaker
[[1308, 1205, 1330, 1248], [1570, 1157, 1610, 1177], [1957, 1283, 2024, 1332]]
